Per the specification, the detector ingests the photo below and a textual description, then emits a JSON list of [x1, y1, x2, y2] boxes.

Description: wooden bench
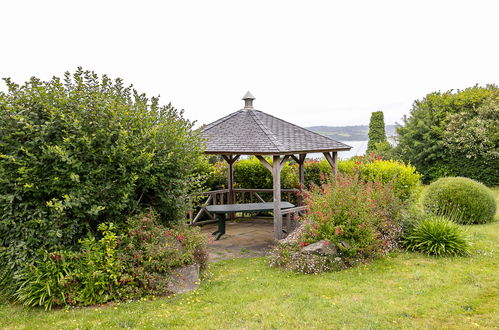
[[205, 202, 295, 240]]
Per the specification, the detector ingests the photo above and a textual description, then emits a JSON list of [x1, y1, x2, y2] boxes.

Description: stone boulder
[[279, 223, 306, 245], [301, 240, 337, 256], [167, 264, 200, 294]]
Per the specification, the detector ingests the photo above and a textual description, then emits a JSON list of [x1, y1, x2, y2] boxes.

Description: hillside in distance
[[307, 124, 397, 141]]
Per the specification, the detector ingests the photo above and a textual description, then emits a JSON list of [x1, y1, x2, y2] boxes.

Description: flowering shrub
[[269, 174, 404, 273], [14, 223, 122, 310], [303, 175, 403, 260], [11, 212, 207, 309], [115, 212, 208, 299]]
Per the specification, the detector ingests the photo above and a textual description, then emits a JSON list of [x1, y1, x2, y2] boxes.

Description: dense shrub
[[116, 212, 207, 299], [396, 85, 499, 185], [422, 177, 496, 224], [202, 156, 297, 191], [11, 212, 207, 309], [403, 216, 470, 256], [0, 69, 204, 279], [269, 174, 404, 273], [203, 156, 421, 204], [353, 155, 422, 202]]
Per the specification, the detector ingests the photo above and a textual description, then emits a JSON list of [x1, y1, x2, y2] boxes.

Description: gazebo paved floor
[[200, 217, 276, 262]]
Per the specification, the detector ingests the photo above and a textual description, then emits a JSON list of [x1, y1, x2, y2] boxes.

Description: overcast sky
[[1, 0, 498, 127]]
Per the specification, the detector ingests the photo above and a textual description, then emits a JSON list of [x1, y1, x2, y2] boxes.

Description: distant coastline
[[306, 125, 397, 159], [306, 124, 397, 141]]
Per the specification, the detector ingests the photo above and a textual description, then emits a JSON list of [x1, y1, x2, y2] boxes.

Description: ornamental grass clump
[[404, 216, 470, 257], [422, 177, 496, 224]]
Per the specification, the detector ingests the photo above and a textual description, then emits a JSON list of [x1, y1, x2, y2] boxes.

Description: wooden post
[[292, 154, 306, 206], [298, 154, 306, 186], [222, 155, 240, 219], [323, 151, 338, 177], [228, 160, 234, 204], [272, 155, 282, 240], [298, 154, 306, 205], [332, 151, 338, 176]]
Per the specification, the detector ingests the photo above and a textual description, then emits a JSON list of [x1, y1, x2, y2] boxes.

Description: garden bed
[[1, 220, 497, 329]]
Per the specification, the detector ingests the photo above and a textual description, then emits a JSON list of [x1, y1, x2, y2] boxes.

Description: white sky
[[1, 0, 498, 127]]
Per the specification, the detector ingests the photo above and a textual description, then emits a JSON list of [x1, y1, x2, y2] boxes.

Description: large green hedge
[[395, 85, 499, 185], [0, 69, 205, 275], [202, 155, 421, 202]]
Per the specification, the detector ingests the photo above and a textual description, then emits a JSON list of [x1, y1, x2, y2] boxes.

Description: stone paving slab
[[200, 217, 276, 262]]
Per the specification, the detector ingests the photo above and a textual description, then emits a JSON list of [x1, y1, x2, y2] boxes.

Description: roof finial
[[242, 91, 255, 109]]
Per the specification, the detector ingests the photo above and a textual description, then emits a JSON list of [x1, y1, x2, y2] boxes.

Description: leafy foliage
[[202, 156, 297, 191], [13, 223, 121, 310], [367, 111, 387, 153], [11, 213, 207, 309], [0, 69, 204, 277], [116, 212, 207, 299], [302, 175, 404, 260], [203, 156, 421, 203], [395, 85, 499, 184], [269, 174, 405, 273], [403, 216, 470, 257], [422, 177, 496, 224]]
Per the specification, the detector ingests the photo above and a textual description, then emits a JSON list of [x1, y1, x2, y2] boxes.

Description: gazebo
[[199, 92, 351, 239]]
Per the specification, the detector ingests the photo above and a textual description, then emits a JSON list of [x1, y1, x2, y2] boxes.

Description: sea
[[308, 140, 368, 160]]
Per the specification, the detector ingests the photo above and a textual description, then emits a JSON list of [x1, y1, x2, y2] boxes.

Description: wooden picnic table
[[206, 202, 295, 240]]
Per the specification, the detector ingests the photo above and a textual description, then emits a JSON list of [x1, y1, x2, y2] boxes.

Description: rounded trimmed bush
[[404, 216, 470, 256], [422, 177, 496, 224]]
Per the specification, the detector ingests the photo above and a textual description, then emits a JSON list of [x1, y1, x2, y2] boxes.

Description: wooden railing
[[188, 188, 300, 225]]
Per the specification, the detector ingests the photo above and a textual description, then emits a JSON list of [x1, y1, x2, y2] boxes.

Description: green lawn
[[1, 190, 498, 329]]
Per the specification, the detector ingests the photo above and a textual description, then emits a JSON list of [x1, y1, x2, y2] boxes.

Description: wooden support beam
[[256, 155, 273, 172], [323, 152, 338, 176], [222, 154, 240, 164], [280, 155, 291, 167]]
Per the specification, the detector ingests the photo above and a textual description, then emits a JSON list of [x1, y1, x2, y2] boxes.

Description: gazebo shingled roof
[[198, 92, 352, 240], [201, 109, 352, 155]]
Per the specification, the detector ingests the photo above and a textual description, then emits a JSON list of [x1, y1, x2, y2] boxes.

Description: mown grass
[[1, 190, 497, 329]]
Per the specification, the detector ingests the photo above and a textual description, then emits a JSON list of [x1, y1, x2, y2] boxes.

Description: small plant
[[13, 223, 121, 310], [404, 216, 470, 257], [422, 177, 496, 224]]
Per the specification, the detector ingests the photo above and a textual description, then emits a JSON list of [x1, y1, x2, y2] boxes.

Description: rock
[[279, 223, 306, 245], [167, 264, 200, 294], [301, 240, 337, 256]]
